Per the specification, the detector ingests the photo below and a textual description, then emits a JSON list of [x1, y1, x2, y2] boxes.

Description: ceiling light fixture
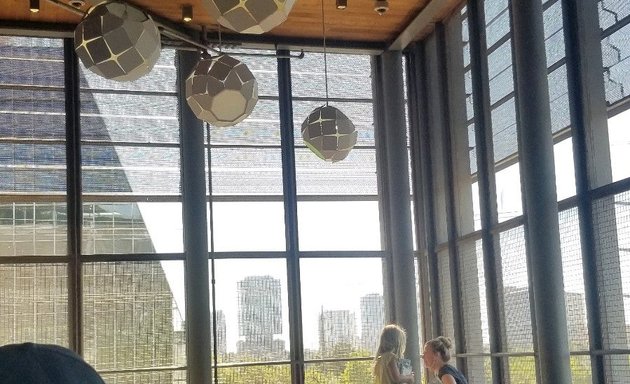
[[29, 0, 40, 13], [336, 0, 347, 10], [74, 1, 161, 81], [202, 0, 297, 34], [69, 0, 85, 7], [182, 5, 193, 23], [301, 0, 357, 163], [374, 0, 389, 15], [186, 53, 259, 127]]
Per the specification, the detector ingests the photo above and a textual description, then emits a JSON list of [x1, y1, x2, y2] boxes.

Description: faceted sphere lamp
[[186, 54, 258, 127], [302, 105, 358, 163], [74, 1, 161, 82], [202, 0, 297, 34]]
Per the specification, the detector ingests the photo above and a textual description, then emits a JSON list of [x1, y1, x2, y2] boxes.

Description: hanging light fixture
[[29, 0, 40, 13], [186, 53, 259, 127], [302, 106, 357, 162], [182, 5, 193, 23], [301, 0, 357, 163], [202, 0, 297, 34], [74, 1, 161, 81]]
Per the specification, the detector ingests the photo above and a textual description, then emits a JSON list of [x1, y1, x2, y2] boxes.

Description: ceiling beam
[[0, 21, 385, 55], [388, 0, 463, 51]]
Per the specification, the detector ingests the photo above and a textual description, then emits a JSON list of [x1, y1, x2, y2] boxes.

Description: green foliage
[[216, 347, 375, 384], [218, 364, 291, 384], [505, 355, 592, 384], [341, 359, 372, 384], [214, 350, 593, 384], [569, 355, 592, 384]]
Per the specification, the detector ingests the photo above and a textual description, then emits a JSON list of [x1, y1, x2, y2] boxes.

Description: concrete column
[[177, 50, 212, 384], [372, 51, 420, 383], [510, 1, 572, 383]]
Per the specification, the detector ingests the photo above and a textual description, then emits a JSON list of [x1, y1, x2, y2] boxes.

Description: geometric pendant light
[[74, 1, 161, 82], [301, 0, 357, 162], [302, 105, 357, 163], [186, 53, 258, 127], [202, 0, 297, 34]]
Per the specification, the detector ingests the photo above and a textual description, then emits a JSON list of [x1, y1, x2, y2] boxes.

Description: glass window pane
[[291, 53, 373, 100], [208, 100, 281, 147], [508, 356, 537, 382], [600, 20, 630, 105], [543, 0, 566, 67], [297, 201, 381, 251], [295, 149, 378, 196], [554, 138, 576, 200], [496, 163, 523, 222], [0, 37, 64, 88], [82, 202, 182, 255], [558, 208, 589, 351], [218, 364, 290, 384], [82, 144, 180, 195], [301, 258, 384, 360], [80, 48, 180, 198], [500, 226, 534, 352], [0, 264, 68, 345], [490, 97, 518, 164], [0, 203, 67, 257], [223, 49, 280, 97], [212, 259, 290, 363], [210, 147, 283, 196], [459, 240, 491, 383], [79, 49, 176, 93], [211, 202, 285, 252], [83, 261, 184, 376], [598, 0, 630, 30], [608, 109, 630, 182], [306, 361, 372, 384]]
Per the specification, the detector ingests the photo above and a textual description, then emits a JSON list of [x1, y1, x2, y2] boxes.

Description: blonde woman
[[373, 325, 415, 384], [422, 336, 468, 384]]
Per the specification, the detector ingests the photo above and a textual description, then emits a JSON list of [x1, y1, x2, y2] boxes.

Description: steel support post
[[177, 50, 212, 384], [372, 51, 420, 383], [510, 1, 572, 383]]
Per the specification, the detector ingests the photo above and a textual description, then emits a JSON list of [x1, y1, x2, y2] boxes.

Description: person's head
[[0, 342, 105, 384], [376, 324, 407, 358], [422, 336, 453, 371]]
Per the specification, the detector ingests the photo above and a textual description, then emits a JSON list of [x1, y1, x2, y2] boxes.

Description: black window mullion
[[64, 37, 83, 355], [467, 1, 509, 383], [277, 48, 304, 384]]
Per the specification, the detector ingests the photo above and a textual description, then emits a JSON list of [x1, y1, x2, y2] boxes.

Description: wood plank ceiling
[[0, 0, 464, 51]]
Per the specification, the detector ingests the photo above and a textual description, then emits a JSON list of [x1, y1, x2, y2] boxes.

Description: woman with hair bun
[[422, 336, 468, 384]]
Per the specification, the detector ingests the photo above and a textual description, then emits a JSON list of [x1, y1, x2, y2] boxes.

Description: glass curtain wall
[[0, 36, 69, 348], [204, 50, 385, 384], [0, 37, 187, 383], [408, 0, 630, 383], [0, 34, 385, 384]]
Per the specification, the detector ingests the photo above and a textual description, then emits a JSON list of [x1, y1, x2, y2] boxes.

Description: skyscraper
[[319, 309, 357, 356], [360, 293, 384, 353], [212, 310, 227, 356], [236, 275, 284, 356]]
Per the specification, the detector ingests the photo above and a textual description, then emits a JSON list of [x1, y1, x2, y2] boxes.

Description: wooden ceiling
[[0, 0, 464, 52]]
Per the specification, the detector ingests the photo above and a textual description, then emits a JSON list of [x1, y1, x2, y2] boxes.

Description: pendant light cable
[[218, 23, 223, 54], [320, 0, 329, 105]]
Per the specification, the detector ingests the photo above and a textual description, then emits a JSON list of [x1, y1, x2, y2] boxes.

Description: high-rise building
[[212, 310, 227, 356], [319, 309, 357, 356], [360, 293, 384, 353], [236, 275, 284, 356], [504, 286, 588, 351]]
